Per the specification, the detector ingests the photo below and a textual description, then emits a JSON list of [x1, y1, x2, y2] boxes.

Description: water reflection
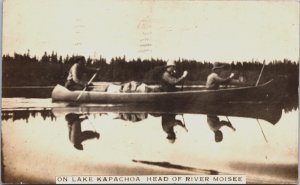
[[161, 114, 188, 143], [114, 112, 188, 143], [65, 113, 100, 150], [4, 93, 296, 123], [207, 115, 236, 143], [49, 101, 287, 145], [1, 97, 298, 184], [2, 98, 296, 125], [1, 108, 56, 122], [114, 113, 148, 122], [1, 97, 297, 146], [53, 102, 284, 124]]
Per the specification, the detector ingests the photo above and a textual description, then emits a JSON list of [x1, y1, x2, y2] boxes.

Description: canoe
[[51, 77, 286, 104]]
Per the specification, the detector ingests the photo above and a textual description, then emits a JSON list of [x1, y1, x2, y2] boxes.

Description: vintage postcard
[[1, 0, 299, 184]]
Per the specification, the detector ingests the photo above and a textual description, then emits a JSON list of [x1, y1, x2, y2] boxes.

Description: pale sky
[[3, 0, 299, 62]]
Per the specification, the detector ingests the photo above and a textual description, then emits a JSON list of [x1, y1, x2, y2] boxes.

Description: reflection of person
[[207, 115, 236, 143], [161, 60, 188, 92], [161, 114, 186, 143], [65, 113, 100, 150], [206, 62, 235, 89], [65, 56, 99, 91]]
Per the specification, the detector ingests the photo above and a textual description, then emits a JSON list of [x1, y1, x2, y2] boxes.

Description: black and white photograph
[[1, 0, 299, 184]]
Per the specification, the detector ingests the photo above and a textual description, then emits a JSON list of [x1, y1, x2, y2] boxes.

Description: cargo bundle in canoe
[[51, 78, 286, 104]]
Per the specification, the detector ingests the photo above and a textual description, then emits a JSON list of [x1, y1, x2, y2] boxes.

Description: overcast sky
[[3, 0, 299, 62]]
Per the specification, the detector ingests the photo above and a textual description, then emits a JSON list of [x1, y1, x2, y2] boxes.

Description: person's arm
[[79, 114, 88, 122], [162, 71, 188, 85], [228, 76, 247, 86], [213, 75, 231, 84], [212, 73, 234, 84], [220, 120, 236, 131]]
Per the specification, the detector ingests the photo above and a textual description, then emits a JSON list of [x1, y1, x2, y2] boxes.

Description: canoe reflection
[[114, 113, 148, 122], [112, 112, 237, 143], [65, 113, 100, 150], [51, 101, 284, 125], [3, 98, 293, 127], [112, 112, 188, 143], [48, 101, 287, 145], [1, 101, 290, 146]]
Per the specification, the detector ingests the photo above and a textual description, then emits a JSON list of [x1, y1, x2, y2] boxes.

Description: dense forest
[[2, 52, 299, 92]]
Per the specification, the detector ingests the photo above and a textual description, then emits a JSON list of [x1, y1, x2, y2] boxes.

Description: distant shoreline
[[2, 52, 299, 88]]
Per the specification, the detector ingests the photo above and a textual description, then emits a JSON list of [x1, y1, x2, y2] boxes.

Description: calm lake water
[[1, 94, 298, 184]]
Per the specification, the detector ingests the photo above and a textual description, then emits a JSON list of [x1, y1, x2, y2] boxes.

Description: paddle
[[255, 61, 265, 86], [179, 71, 188, 130], [180, 80, 189, 132], [225, 116, 236, 131], [181, 114, 188, 132], [84, 113, 97, 132], [75, 73, 98, 102], [256, 118, 268, 143], [254, 61, 269, 144]]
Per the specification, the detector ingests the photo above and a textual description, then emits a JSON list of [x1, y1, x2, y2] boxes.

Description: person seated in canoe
[[161, 114, 187, 144], [65, 56, 100, 91], [206, 62, 236, 89], [161, 60, 188, 92], [207, 114, 236, 143], [65, 113, 100, 150]]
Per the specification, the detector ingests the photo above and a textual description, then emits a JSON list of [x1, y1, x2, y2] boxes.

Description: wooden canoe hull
[[51, 78, 286, 104]]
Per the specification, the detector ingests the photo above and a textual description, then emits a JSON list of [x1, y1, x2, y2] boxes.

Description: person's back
[[206, 62, 234, 89], [65, 56, 99, 91], [207, 114, 222, 131], [67, 63, 84, 82], [206, 72, 222, 89], [65, 56, 87, 90]]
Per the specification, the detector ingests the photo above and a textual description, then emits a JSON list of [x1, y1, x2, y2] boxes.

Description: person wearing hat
[[65, 113, 100, 150], [206, 62, 235, 89], [161, 60, 188, 92], [207, 114, 236, 143], [65, 56, 100, 91]]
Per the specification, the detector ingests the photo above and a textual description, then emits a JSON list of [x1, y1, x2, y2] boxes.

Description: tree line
[[2, 52, 299, 92]]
